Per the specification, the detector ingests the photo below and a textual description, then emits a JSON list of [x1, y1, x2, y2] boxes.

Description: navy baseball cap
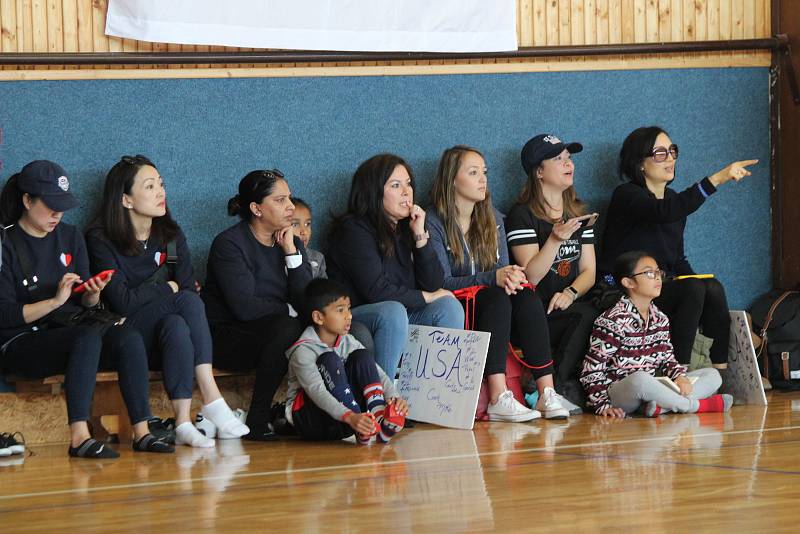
[[521, 134, 583, 176], [17, 160, 79, 212]]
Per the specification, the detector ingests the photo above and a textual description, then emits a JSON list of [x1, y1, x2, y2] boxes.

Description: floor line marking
[[2, 423, 798, 502]]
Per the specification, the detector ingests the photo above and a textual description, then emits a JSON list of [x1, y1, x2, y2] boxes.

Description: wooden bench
[[8, 369, 247, 442]]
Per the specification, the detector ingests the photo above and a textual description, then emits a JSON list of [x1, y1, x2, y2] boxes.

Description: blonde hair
[[430, 146, 498, 271], [517, 162, 587, 222]]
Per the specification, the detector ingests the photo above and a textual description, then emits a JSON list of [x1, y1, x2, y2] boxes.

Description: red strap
[[453, 285, 487, 329]]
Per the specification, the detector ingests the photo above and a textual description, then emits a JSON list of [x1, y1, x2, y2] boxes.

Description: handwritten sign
[[397, 324, 489, 429], [722, 311, 768, 405]]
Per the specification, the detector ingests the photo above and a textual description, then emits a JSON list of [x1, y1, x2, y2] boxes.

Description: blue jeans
[[351, 301, 408, 378], [407, 296, 465, 330]]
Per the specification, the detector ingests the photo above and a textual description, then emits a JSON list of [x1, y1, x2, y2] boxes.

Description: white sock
[[203, 398, 249, 438], [176, 422, 215, 448]]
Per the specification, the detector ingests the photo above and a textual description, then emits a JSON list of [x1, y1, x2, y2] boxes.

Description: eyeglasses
[[649, 144, 679, 163], [252, 169, 285, 192], [630, 269, 666, 280]]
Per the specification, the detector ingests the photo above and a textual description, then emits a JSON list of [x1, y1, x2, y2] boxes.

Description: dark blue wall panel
[[0, 68, 770, 315]]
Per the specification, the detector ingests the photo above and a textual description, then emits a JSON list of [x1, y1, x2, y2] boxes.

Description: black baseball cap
[[521, 134, 583, 176], [17, 160, 79, 212]]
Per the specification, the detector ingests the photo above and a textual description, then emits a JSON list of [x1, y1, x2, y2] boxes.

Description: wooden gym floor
[[2, 392, 799, 533]]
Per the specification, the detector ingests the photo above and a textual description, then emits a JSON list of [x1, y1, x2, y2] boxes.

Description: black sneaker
[[242, 423, 280, 442], [0, 433, 25, 456], [147, 417, 176, 445]]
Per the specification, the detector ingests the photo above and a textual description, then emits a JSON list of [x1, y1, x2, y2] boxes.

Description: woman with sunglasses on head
[[327, 154, 464, 378], [203, 169, 312, 441], [87, 155, 248, 448], [600, 126, 758, 369], [580, 250, 732, 418], [427, 145, 561, 421], [0, 161, 172, 458], [506, 134, 601, 403]]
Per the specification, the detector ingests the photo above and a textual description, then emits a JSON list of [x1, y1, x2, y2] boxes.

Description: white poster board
[[723, 311, 768, 406], [397, 325, 489, 430]]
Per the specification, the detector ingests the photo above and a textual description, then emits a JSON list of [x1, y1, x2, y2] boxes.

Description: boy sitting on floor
[[285, 278, 408, 444]]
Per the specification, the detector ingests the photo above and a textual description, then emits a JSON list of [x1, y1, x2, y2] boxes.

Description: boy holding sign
[[285, 279, 408, 443]]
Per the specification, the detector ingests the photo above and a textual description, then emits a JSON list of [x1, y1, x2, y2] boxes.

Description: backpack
[[749, 290, 800, 390]]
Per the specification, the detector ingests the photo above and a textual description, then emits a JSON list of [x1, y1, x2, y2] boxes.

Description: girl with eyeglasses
[[600, 126, 758, 371], [203, 169, 312, 441], [580, 250, 732, 418], [87, 155, 249, 448]]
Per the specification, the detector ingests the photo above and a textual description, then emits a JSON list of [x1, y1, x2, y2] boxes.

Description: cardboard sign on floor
[[397, 325, 489, 429], [723, 311, 768, 406]]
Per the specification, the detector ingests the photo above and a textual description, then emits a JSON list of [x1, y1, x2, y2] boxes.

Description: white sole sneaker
[[488, 408, 541, 423]]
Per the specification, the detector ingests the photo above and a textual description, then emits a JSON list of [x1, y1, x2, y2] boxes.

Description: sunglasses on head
[[648, 144, 679, 163], [120, 154, 150, 166]]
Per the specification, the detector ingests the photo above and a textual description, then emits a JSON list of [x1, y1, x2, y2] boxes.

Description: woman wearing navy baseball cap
[[0, 160, 173, 458], [506, 134, 602, 411]]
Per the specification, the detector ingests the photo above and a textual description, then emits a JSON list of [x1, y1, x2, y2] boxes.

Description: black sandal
[[68, 438, 120, 459], [133, 434, 175, 453]]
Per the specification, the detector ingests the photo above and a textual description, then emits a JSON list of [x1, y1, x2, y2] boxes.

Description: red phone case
[[72, 269, 115, 294]]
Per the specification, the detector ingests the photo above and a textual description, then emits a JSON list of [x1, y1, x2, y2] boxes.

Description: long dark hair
[[330, 153, 415, 257], [227, 169, 286, 222], [96, 155, 179, 256], [0, 173, 29, 226], [619, 126, 669, 186]]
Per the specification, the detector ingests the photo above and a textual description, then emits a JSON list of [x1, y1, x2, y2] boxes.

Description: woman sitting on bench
[[0, 160, 172, 458], [87, 155, 248, 448]]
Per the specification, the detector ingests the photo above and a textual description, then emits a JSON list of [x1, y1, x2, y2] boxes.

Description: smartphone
[[576, 213, 599, 228], [72, 269, 115, 294]]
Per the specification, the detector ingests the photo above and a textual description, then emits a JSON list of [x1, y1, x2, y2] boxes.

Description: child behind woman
[[291, 198, 326, 279], [580, 250, 732, 418], [285, 278, 407, 443]]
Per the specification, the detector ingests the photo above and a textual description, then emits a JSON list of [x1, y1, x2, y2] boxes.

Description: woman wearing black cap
[[203, 169, 312, 441], [506, 134, 601, 406], [600, 126, 758, 369], [87, 155, 249, 448], [0, 160, 173, 458]]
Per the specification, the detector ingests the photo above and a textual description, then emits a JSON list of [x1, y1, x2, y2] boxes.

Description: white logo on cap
[[543, 135, 561, 145], [57, 176, 69, 192]]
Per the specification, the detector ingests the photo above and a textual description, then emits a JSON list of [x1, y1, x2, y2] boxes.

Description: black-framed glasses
[[649, 144, 679, 163], [630, 269, 666, 280]]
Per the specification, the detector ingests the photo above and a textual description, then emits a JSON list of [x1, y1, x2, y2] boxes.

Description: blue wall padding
[[0, 68, 770, 314]]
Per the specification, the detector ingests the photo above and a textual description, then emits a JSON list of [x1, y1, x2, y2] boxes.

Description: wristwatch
[[414, 231, 430, 243], [565, 286, 578, 299]]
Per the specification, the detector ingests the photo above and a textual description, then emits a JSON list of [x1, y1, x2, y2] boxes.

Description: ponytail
[[0, 174, 26, 226], [227, 194, 242, 217]]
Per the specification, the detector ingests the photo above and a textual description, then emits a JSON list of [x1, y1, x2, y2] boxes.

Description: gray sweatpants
[[607, 368, 722, 414]]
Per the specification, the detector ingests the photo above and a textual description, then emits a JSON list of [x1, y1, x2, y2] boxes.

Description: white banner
[[106, 0, 518, 53]]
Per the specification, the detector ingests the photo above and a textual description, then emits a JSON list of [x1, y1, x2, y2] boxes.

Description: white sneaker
[[535, 387, 570, 420], [194, 412, 217, 439], [487, 390, 541, 422]]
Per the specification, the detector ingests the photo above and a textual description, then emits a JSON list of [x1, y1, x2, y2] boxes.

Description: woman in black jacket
[[327, 154, 464, 378], [600, 126, 757, 367], [203, 169, 312, 441]]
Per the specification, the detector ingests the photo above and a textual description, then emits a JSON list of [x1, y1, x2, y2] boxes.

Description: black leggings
[[127, 291, 213, 399], [3, 325, 152, 425], [547, 300, 600, 384], [211, 313, 304, 432], [468, 286, 554, 379], [655, 277, 730, 365]]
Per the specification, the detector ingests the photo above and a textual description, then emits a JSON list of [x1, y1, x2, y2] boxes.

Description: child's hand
[[389, 397, 409, 416], [347, 412, 376, 436], [674, 375, 693, 396], [597, 406, 626, 418]]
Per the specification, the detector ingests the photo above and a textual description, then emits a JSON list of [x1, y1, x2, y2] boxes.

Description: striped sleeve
[[505, 205, 539, 246], [580, 226, 595, 245], [580, 313, 623, 414]]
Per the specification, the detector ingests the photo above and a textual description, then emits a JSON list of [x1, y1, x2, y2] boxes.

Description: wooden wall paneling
[[731, 0, 743, 39], [707, 0, 720, 39], [585, 0, 597, 45], [20, 0, 32, 52], [1, 0, 17, 66], [136, 37, 153, 70], [533, 0, 546, 46], [633, 0, 646, 42], [547, 0, 560, 45], [597, 0, 611, 44], [657, 0, 670, 41], [62, 0, 77, 53], [621, 0, 635, 43], [560, 0, 572, 45], [644, 0, 657, 42], [608, 0, 621, 43], [519, 0, 533, 46], [669, 0, 682, 40], [571, 0, 584, 62], [91, 0, 107, 70]]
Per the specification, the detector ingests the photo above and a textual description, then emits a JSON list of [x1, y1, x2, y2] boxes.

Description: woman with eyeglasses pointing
[[599, 126, 758, 371]]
